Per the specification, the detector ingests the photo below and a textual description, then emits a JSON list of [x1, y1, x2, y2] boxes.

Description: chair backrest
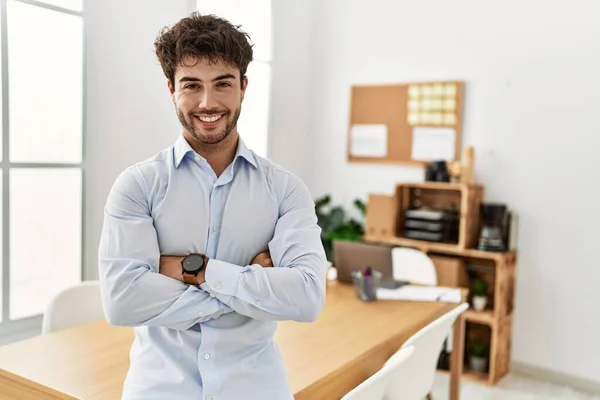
[[42, 280, 104, 334], [384, 303, 469, 400], [391, 247, 437, 286], [342, 346, 414, 400]]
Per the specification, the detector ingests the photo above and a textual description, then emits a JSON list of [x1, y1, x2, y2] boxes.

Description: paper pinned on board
[[350, 124, 387, 158], [376, 285, 462, 303], [411, 126, 456, 161]]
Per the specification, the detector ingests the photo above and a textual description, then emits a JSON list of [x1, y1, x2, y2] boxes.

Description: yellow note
[[432, 84, 444, 96], [421, 99, 432, 111], [408, 85, 421, 98], [422, 85, 432, 97], [432, 113, 443, 125], [443, 113, 457, 125], [408, 113, 420, 125], [431, 99, 442, 110], [420, 113, 432, 124], [444, 84, 457, 97], [408, 99, 420, 111], [444, 99, 456, 111]]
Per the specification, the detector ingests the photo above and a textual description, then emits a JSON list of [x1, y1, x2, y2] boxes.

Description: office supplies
[[352, 269, 381, 301], [347, 81, 464, 166], [332, 240, 404, 289], [376, 285, 462, 303]]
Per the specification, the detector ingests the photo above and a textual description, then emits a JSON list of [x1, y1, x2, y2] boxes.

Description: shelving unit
[[363, 182, 517, 385]]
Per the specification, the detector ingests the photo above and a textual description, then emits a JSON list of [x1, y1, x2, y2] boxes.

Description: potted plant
[[471, 278, 488, 311], [314, 195, 366, 264], [468, 340, 489, 372]]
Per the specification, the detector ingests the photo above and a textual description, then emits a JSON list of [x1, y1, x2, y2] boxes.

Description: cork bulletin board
[[346, 81, 465, 166]]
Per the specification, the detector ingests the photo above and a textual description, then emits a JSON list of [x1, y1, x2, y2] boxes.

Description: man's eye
[[185, 84, 200, 89], [217, 82, 232, 88]]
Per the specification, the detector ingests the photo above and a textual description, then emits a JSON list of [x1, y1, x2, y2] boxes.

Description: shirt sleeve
[[98, 168, 233, 330], [202, 173, 327, 322]]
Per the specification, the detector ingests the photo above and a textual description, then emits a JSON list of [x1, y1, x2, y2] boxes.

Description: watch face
[[182, 254, 204, 274]]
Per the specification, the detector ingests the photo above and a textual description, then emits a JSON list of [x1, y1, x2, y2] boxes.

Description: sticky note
[[409, 85, 421, 98], [443, 113, 457, 125], [408, 113, 420, 125], [422, 85, 432, 97], [408, 99, 420, 111], [443, 99, 456, 111], [444, 84, 457, 97]]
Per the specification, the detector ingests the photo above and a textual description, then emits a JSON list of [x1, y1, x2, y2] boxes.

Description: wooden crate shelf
[[394, 182, 484, 249], [464, 310, 495, 326], [363, 234, 515, 262], [363, 181, 517, 386]]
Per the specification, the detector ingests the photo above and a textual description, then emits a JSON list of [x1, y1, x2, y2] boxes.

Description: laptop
[[332, 240, 406, 289]]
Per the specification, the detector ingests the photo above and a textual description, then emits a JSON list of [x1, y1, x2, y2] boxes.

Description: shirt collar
[[173, 133, 258, 169]]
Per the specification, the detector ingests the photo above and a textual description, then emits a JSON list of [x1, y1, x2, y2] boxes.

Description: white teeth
[[198, 114, 222, 123]]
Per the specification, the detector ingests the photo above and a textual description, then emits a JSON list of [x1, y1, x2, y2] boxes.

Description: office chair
[[383, 303, 469, 400], [42, 280, 104, 334], [391, 247, 437, 286], [341, 346, 414, 400]]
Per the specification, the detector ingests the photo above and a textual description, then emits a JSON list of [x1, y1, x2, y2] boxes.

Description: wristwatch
[[181, 253, 207, 286]]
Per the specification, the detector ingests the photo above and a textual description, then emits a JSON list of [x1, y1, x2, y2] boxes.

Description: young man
[[98, 12, 327, 400]]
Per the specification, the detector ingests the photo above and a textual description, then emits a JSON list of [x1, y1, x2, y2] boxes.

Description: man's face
[[169, 57, 247, 145]]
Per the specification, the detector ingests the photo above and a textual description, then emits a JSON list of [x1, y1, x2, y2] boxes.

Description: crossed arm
[[98, 168, 327, 330]]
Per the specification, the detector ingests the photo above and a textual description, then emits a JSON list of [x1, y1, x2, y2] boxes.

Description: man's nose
[[198, 88, 218, 110]]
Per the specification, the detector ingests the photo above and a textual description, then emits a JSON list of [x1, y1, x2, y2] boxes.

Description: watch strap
[[183, 273, 199, 286]]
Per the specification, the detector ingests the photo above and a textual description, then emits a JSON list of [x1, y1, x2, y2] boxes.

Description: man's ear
[[167, 80, 175, 100], [240, 76, 248, 102]]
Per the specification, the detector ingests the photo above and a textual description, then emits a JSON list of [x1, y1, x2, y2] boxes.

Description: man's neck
[[184, 131, 239, 178]]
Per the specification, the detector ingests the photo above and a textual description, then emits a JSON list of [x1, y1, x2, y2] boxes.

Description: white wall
[[269, 0, 316, 185], [303, 0, 600, 383], [85, 0, 194, 279]]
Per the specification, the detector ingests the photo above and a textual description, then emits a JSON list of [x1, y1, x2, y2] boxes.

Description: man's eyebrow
[[213, 74, 237, 81], [179, 76, 201, 83], [178, 74, 237, 83]]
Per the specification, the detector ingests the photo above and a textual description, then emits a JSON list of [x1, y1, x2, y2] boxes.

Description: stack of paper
[[376, 285, 462, 303]]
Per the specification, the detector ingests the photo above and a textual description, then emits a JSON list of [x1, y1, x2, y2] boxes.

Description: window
[[196, 0, 272, 158], [0, 0, 84, 336]]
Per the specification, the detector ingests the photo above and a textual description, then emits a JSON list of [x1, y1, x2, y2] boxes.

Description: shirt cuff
[[204, 259, 249, 297]]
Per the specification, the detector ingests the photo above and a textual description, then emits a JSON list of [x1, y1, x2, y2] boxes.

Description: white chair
[[341, 346, 414, 400], [391, 247, 437, 286], [383, 303, 469, 400], [42, 280, 104, 334]]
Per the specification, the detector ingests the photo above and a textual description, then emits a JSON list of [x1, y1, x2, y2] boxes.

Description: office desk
[[0, 281, 465, 400]]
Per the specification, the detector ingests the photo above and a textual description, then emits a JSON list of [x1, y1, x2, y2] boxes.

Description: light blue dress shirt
[[98, 134, 327, 400]]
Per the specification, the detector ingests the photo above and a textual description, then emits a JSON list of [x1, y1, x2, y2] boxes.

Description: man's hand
[[159, 256, 185, 281], [251, 251, 273, 268]]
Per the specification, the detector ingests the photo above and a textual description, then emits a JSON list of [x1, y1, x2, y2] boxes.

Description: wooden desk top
[[0, 281, 460, 400]]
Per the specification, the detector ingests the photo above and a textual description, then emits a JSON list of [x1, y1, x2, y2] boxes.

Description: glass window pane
[[10, 169, 81, 320], [8, 2, 83, 163], [32, 0, 82, 12], [239, 62, 271, 158], [197, 0, 272, 62]]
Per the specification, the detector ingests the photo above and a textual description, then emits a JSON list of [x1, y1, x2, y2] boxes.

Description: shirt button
[[212, 225, 217, 232], [198, 310, 204, 316], [209, 292, 216, 298], [204, 353, 210, 360], [195, 156, 200, 161], [207, 397, 214, 400], [215, 282, 222, 290], [255, 300, 262, 307]]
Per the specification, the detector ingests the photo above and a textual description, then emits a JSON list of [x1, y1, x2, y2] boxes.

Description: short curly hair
[[154, 12, 253, 86]]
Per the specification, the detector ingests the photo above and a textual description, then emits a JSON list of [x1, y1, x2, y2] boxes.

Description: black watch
[[181, 253, 206, 285]]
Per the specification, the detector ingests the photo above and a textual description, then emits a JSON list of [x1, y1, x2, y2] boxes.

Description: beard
[[177, 106, 242, 145]]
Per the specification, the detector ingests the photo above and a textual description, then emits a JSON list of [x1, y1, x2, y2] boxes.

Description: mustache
[[193, 109, 228, 115]]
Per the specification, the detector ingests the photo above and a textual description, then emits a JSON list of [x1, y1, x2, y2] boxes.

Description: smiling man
[[98, 12, 327, 400]]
